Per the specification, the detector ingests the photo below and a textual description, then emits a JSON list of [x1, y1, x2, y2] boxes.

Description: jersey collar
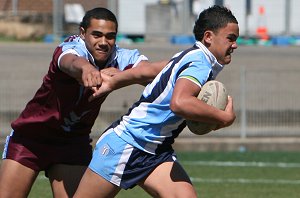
[[195, 41, 224, 79]]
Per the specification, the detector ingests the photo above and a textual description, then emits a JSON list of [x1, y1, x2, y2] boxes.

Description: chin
[[96, 55, 108, 62], [224, 56, 232, 64]]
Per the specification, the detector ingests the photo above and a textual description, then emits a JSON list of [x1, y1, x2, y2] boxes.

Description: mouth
[[96, 48, 108, 54], [226, 49, 233, 56]]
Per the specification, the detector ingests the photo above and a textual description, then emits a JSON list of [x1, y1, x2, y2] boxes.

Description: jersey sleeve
[[57, 38, 89, 68], [116, 48, 148, 71], [178, 60, 212, 88]]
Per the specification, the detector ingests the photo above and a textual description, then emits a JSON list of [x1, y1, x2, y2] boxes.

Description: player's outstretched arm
[[59, 53, 102, 88], [133, 60, 169, 86], [107, 60, 168, 88], [89, 60, 168, 101]]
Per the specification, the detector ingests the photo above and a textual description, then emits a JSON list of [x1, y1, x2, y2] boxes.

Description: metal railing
[[1, 66, 300, 139]]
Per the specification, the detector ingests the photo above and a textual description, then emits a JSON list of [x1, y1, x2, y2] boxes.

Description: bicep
[[58, 53, 91, 79], [59, 53, 78, 72], [172, 78, 201, 105], [170, 78, 201, 115]]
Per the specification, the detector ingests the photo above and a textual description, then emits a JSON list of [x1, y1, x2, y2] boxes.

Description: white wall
[[118, 0, 157, 35], [118, 0, 300, 36], [290, 0, 300, 35], [225, 0, 297, 36]]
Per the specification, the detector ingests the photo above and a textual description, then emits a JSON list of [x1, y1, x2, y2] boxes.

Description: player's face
[[80, 19, 117, 67], [209, 23, 239, 65]]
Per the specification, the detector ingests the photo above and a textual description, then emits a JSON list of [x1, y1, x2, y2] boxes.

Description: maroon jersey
[[11, 35, 146, 140]]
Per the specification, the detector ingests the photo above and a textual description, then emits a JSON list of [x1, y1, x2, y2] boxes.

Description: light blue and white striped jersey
[[109, 41, 224, 154]]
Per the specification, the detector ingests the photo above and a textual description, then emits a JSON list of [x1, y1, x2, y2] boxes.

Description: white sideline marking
[[190, 177, 300, 185], [37, 175, 300, 185], [182, 161, 300, 168], [37, 161, 300, 185]]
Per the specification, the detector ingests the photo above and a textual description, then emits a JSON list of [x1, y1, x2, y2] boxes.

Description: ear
[[80, 27, 85, 39], [203, 30, 213, 45]]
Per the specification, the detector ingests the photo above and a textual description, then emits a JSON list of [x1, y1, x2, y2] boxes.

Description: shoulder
[[59, 35, 88, 56], [173, 47, 207, 68], [115, 46, 140, 57], [113, 45, 146, 69]]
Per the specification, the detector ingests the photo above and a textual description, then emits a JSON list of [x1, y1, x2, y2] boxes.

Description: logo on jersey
[[101, 144, 111, 156]]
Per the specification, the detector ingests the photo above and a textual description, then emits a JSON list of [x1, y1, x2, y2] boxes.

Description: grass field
[[2, 151, 300, 198]]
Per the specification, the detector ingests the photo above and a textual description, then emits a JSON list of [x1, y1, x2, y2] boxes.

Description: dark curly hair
[[193, 5, 238, 41], [80, 7, 118, 32]]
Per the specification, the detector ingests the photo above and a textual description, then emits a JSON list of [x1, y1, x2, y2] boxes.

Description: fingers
[[225, 95, 236, 125], [88, 87, 99, 102], [82, 71, 102, 88], [225, 95, 233, 111], [88, 87, 109, 102], [101, 67, 121, 76], [88, 87, 104, 102], [88, 75, 112, 102]]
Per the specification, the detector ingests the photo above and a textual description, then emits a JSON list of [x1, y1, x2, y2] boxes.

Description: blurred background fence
[[0, 43, 299, 140], [1, 67, 300, 139], [237, 68, 300, 138]]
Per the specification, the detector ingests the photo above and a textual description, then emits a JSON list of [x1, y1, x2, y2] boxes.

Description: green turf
[[2, 151, 300, 198]]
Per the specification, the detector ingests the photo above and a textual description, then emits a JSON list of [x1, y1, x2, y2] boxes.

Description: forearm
[[107, 67, 145, 91], [59, 54, 98, 85], [108, 60, 168, 90], [172, 96, 227, 124], [140, 60, 168, 83], [60, 55, 88, 76]]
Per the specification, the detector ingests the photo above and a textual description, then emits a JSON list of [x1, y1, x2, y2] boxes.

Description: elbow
[[138, 69, 158, 85], [143, 63, 162, 79], [170, 98, 183, 116], [145, 67, 159, 80]]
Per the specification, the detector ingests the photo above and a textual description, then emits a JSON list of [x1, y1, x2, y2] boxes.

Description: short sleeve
[[116, 48, 148, 71], [58, 38, 89, 67], [178, 61, 212, 88]]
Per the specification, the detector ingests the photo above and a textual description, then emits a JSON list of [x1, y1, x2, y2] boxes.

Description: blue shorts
[[89, 129, 177, 189]]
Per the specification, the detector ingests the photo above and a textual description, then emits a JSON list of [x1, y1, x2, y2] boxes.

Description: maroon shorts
[[2, 131, 93, 172]]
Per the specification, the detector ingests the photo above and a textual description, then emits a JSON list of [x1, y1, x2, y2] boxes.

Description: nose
[[232, 41, 238, 49], [98, 36, 108, 46]]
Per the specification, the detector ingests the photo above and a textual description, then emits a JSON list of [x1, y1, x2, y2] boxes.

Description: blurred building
[[0, 0, 299, 41], [0, 0, 107, 40], [0, 0, 106, 13]]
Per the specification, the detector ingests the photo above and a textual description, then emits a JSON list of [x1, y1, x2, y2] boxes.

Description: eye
[[105, 33, 116, 40], [92, 32, 103, 38], [227, 34, 238, 42]]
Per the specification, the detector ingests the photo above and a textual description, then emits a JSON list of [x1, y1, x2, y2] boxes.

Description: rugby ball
[[186, 80, 228, 135]]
